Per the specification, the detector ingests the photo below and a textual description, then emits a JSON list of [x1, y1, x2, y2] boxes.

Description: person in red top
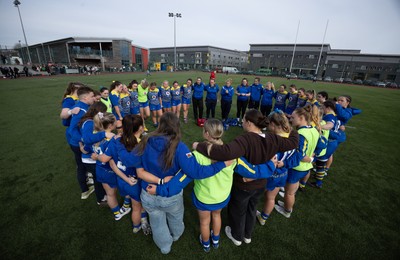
[[210, 70, 216, 80]]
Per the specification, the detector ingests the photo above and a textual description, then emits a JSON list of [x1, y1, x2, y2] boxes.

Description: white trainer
[[81, 186, 95, 199], [274, 204, 291, 218], [225, 226, 242, 246]]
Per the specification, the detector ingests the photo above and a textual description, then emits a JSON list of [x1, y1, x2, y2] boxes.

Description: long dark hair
[[136, 112, 181, 171], [120, 115, 143, 151], [79, 102, 107, 127], [244, 109, 268, 129], [61, 82, 84, 103]]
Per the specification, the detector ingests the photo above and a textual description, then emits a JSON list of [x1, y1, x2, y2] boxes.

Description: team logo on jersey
[[186, 152, 193, 158]]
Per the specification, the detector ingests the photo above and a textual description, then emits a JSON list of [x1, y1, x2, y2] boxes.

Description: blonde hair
[[268, 110, 291, 133], [203, 119, 224, 146], [93, 112, 116, 132], [225, 78, 232, 84]]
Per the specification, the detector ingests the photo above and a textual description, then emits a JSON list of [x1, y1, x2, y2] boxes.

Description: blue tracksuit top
[[135, 136, 226, 194], [250, 84, 263, 102], [205, 84, 219, 101], [261, 89, 274, 106], [236, 85, 250, 101], [80, 119, 106, 146], [67, 101, 89, 147], [221, 85, 234, 102], [192, 82, 205, 99], [61, 97, 78, 126]]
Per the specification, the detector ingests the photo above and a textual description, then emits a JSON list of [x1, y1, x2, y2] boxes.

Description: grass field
[[1, 71, 399, 259]]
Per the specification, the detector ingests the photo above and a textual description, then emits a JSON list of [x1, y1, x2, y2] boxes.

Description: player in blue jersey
[[256, 109, 299, 225], [171, 80, 182, 119], [67, 86, 97, 200], [119, 84, 131, 117], [260, 82, 275, 116], [248, 77, 263, 110], [181, 78, 193, 123], [79, 102, 113, 205], [133, 112, 233, 254], [160, 80, 172, 113], [285, 84, 299, 116], [296, 88, 307, 108], [60, 82, 84, 128], [305, 89, 319, 107], [192, 77, 205, 121], [273, 84, 288, 112], [148, 82, 163, 127], [204, 78, 219, 119], [109, 81, 124, 121], [220, 78, 235, 121], [128, 80, 140, 116], [235, 78, 251, 125]]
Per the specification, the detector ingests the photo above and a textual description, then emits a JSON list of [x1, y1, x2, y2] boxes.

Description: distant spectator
[[13, 67, 20, 78], [23, 66, 29, 77], [210, 70, 216, 80]]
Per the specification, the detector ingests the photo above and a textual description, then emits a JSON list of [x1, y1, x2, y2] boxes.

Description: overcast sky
[[1, 0, 400, 55]]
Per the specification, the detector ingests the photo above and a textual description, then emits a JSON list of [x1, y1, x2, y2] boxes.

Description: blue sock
[[141, 211, 148, 219], [111, 206, 120, 216], [211, 232, 220, 242], [316, 180, 323, 186], [123, 197, 130, 208], [261, 212, 270, 220], [133, 223, 141, 229]]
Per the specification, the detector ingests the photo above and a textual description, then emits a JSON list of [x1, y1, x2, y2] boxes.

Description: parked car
[[354, 79, 363, 85], [376, 81, 386, 87], [285, 73, 298, 79], [363, 80, 373, 86], [323, 76, 333, 82], [343, 78, 353, 84], [239, 70, 254, 75], [334, 78, 344, 83], [386, 82, 398, 88], [298, 74, 308, 80]]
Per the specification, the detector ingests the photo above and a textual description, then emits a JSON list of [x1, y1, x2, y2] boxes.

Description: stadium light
[[168, 12, 182, 71], [14, 0, 32, 64]]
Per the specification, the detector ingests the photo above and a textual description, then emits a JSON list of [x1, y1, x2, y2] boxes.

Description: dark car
[[354, 79, 363, 85], [343, 78, 353, 84], [334, 78, 344, 83], [386, 82, 398, 88]]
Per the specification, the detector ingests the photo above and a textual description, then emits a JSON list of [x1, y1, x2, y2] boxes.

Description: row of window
[[252, 53, 318, 59], [330, 64, 395, 72]]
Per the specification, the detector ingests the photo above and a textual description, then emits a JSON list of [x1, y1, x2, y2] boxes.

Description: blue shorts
[[319, 140, 339, 160], [139, 101, 149, 108], [266, 171, 288, 191], [149, 104, 162, 111], [191, 192, 230, 211], [117, 176, 141, 202], [162, 101, 171, 108], [274, 104, 286, 113], [130, 106, 140, 115], [96, 166, 117, 188], [172, 99, 181, 106], [287, 169, 309, 184], [182, 98, 191, 105]]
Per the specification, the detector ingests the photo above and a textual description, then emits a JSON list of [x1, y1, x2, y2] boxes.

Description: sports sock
[[123, 197, 131, 209], [261, 212, 270, 220], [111, 206, 120, 216]]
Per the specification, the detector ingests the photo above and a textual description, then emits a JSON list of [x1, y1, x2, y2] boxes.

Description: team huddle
[[60, 77, 361, 254]]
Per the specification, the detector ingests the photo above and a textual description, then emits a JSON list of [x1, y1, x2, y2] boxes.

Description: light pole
[[168, 12, 182, 71], [14, 0, 31, 64]]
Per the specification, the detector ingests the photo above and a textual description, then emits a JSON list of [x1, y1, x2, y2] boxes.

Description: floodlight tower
[[168, 12, 182, 71], [14, 0, 32, 64]]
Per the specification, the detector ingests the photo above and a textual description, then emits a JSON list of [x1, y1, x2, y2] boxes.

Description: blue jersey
[[286, 91, 299, 114], [159, 86, 172, 103], [306, 99, 319, 107], [61, 96, 78, 126], [96, 138, 113, 171], [181, 84, 193, 100], [80, 119, 106, 146], [109, 90, 121, 119], [67, 101, 89, 147], [205, 84, 219, 101], [119, 93, 131, 116], [129, 90, 140, 114], [261, 88, 274, 106], [236, 85, 250, 101], [192, 82, 205, 99], [273, 91, 288, 111], [106, 137, 136, 177], [171, 86, 181, 101], [250, 84, 263, 102], [221, 85, 234, 102], [296, 95, 307, 108], [148, 88, 161, 106], [267, 148, 298, 190]]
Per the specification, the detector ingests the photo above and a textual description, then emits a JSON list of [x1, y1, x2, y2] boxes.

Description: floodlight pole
[[289, 20, 300, 73], [14, 0, 32, 64], [168, 12, 182, 71], [315, 19, 329, 77]]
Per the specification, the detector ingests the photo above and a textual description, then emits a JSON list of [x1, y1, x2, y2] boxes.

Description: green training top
[[137, 84, 148, 103], [293, 126, 320, 171]]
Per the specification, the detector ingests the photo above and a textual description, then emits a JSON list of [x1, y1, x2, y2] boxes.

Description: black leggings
[[236, 99, 248, 119], [206, 99, 217, 118], [192, 97, 204, 120], [221, 100, 232, 120]]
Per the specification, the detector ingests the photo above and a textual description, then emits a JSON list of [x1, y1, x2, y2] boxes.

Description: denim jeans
[[140, 189, 185, 254]]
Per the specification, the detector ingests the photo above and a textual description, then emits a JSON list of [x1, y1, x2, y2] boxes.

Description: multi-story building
[[149, 46, 248, 71], [18, 37, 149, 71]]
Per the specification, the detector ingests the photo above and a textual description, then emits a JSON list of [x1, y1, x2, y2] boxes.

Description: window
[[308, 55, 315, 59], [179, 53, 185, 57], [360, 65, 366, 70], [179, 59, 184, 63], [161, 54, 165, 57], [332, 64, 339, 69], [253, 53, 263, 57]]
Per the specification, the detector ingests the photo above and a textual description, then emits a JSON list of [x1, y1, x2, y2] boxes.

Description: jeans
[[140, 189, 185, 254], [69, 144, 89, 192]]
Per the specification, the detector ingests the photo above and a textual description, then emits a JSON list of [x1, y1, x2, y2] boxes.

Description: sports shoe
[[277, 200, 285, 207], [274, 204, 291, 218], [133, 225, 142, 233], [81, 186, 95, 199], [280, 187, 285, 192], [114, 206, 131, 221], [278, 191, 285, 198], [243, 237, 251, 244], [199, 235, 210, 252], [86, 177, 94, 185], [211, 230, 219, 249], [256, 210, 266, 226], [141, 219, 152, 235], [97, 195, 108, 207], [225, 226, 242, 246]]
